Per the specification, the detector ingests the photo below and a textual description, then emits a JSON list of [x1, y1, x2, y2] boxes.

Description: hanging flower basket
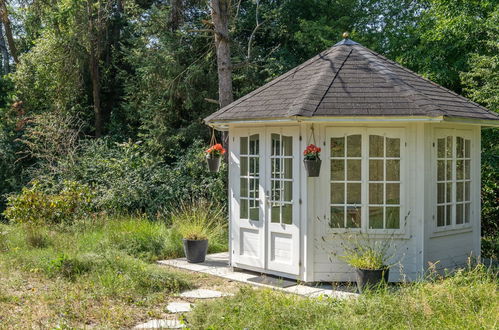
[[303, 144, 322, 177], [205, 143, 226, 173]]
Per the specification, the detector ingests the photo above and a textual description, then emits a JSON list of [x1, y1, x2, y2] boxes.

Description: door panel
[[266, 128, 300, 275], [233, 131, 264, 268]]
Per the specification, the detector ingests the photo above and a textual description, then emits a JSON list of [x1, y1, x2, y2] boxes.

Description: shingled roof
[[205, 38, 498, 124]]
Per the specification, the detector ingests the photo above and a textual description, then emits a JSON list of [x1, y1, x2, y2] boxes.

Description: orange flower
[[206, 143, 226, 156], [303, 144, 321, 160]]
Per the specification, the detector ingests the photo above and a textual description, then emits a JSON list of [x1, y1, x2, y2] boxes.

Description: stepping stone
[[134, 319, 184, 329], [167, 301, 192, 313], [179, 288, 231, 299]]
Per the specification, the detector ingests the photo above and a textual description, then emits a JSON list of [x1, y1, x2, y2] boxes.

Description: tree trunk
[[0, 0, 17, 64], [210, 0, 233, 154], [88, 0, 103, 137], [0, 22, 10, 74]]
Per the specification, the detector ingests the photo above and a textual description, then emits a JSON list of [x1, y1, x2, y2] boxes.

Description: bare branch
[[204, 98, 219, 104]]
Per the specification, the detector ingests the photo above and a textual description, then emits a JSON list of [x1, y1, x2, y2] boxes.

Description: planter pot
[[182, 239, 209, 263], [304, 159, 322, 177], [206, 156, 222, 173], [355, 268, 389, 293]]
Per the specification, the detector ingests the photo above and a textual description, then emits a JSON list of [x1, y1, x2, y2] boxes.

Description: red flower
[[206, 143, 226, 156], [303, 144, 321, 160]]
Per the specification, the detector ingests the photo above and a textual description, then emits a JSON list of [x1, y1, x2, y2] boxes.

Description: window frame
[[433, 129, 473, 233], [326, 127, 406, 235]]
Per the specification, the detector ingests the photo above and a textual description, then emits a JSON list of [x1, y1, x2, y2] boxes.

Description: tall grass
[[189, 264, 498, 329]]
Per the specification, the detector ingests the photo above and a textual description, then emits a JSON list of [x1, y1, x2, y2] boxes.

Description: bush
[[3, 180, 94, 226], [171, 200, 226, 241]]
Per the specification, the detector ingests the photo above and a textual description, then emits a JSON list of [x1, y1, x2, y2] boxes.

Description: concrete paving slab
[[134, 319, 184, 329], [179, 289, 232, 299], [166, 302, 192, 313]]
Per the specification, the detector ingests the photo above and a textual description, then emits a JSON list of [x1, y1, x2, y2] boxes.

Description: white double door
[[232, 127, 300, 276]]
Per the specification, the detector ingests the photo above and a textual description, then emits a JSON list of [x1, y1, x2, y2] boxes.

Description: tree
[[0, 0, 18, 64]]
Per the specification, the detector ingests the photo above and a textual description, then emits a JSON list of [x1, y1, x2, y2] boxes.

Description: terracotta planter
[[206, 155, 222, 173], [304, 159, 322, 177], [355, 268, 389, 293], [182, 239, 209, 263]]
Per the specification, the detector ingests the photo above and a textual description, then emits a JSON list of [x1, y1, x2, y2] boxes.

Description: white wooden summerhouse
[[204, 36, 499, 282]]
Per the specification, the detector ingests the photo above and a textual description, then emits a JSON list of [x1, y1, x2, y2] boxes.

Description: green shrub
[[3, 180, 94, 226], [46, 253, 92, 280]]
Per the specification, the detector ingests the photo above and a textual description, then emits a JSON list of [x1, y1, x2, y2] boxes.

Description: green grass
[[189, 265, 499, 329], [0, 215, 228, 328]]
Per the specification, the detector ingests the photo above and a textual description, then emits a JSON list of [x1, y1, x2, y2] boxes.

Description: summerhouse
[[204, 36, 499, 282]]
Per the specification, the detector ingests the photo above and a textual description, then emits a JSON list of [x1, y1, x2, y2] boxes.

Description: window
[[329, 129, 404, 231], [436, 133, 471, 228], [240, 135, 260, 221], [270, 133, 293, 225]]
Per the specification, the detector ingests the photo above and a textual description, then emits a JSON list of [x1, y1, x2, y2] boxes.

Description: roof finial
[[342, 32, 350, 39]]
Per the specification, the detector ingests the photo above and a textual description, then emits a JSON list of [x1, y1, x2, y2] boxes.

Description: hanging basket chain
[[210, 126, 218, 147]]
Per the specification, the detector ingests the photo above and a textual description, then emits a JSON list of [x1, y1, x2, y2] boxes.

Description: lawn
[[0, 216, 227, 328]]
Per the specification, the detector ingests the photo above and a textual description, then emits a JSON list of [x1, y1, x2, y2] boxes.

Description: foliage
[[336, 234, 395, 270], [171, 200, 226, 241], [189, 264, 498, 329], [3, 180, 94, 226]]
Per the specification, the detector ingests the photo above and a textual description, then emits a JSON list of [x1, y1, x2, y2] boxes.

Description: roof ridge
[[310, 48, 353, 116], [204, 46, 340, 122], [355, 46, 445, 116], [361, 46, 498, 119]]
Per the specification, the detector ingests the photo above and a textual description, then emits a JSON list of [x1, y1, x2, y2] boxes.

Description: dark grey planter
[[206, 156, 221, 173], [304, 159, 322, 177], [182, 239, 209, 263], [355, 268, 389, 293]]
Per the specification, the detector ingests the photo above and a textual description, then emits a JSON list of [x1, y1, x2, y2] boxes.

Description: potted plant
[[339, 236, 393, 293], [303, 144, 322, 177], [171, 201, 225, 263], [205, 143, 226, 173]]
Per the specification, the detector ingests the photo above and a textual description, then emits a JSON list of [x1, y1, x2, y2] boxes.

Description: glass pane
[[271, 181, 280, 201], [386, 137, 400, 157], [369, 207, 384, 229], [464, 203, 470, 223], [437, 160, 445, 181], [446, 160, 453, 181], [283, 136, 293, 156], [386, 160, 400, 181], [369, 160, 384, 181], [347, 135, 362, 157], [283, 181, 292, 202], [271, 159, 280, 179], [330, 207, 344, 228], [437, 183, 445, 204], [331, 183, 344, 204], [249, 157, 258, 176], [282, 204, 292, 224], [369, 135, 384, 157], [271, 205, 280, 223], [271, 134, 280, 156], [347, 159, 361, 181], [386, 183, 400, 204], [465, 140, 470, 158], [284, 158, 292, 179], [369, 183, 384, 204], [446, 136, 453, 158], [437, 138, 445, 158], [241, 157, 248, 176], [331, 137, 345, 157], [249, 134, 259, 155], [249, 204, 259, 221], [240, 137, 248, 155], [240, 199, 248, 219], [346, 206, 361, 228], [456, 137, 464, 158], [437, 205, 445, 227], [331, 160, 345, 181], [446, 183, 452, 203], [446, 205, 452, 226], [240, 178, 248, 197], [456, 160, 464, 180], [465, 182, 470, 201], [456, 182, 463, 202], [456, 204, 463, 224], [249, 179, 257, 199], [386, 207, 400, 229], [347, 183, 361, 204], [465, 160, 470, 179]]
